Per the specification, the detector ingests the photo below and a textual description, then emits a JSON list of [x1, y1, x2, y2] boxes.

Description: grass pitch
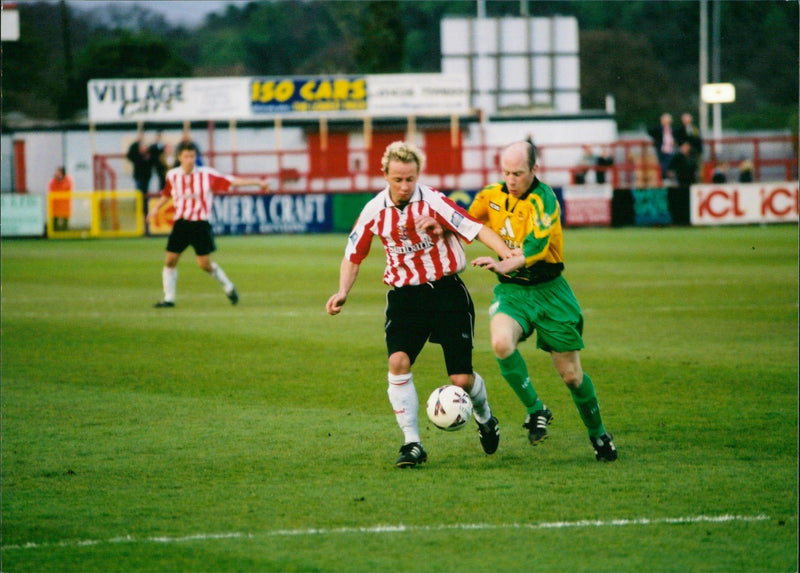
[[1, 225, 797, 572]]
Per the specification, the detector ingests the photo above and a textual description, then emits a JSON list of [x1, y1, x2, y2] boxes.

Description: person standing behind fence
[[127, 134, 152, 195], [648, 113, 676, 181], [146, 140, 269, 308], [148, 131, 168, 191], [47, 166, 74, 231], [738, 158, 754, 182], [667, 141, 698, 187], [595, 146, 614, 184], [675, 113, 703, 167]]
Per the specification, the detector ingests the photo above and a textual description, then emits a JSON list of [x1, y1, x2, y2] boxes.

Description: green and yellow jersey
[[468, 178, 565, 285]]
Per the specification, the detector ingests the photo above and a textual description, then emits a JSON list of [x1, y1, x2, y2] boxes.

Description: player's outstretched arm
[[326, 259, 360, 316], [476, 226, 514, 259], [472, 251, 525, 275], [231, 177, 271, 192]]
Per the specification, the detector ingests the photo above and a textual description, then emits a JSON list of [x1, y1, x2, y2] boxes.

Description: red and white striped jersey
[[162, 166, 234, 221], [345, 184, 484, 287]]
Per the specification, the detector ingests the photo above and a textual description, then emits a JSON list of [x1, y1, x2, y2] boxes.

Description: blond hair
[[381, 141, 425, 174]]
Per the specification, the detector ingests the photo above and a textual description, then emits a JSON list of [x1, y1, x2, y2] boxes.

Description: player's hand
[[472, 253, 525, 275], [471, 256, 497, 269], [326, 293, 346, 315], [415, 215, 443, 237]]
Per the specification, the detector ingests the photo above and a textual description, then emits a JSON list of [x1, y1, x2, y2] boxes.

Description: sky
[[67, 0, 253, 28]]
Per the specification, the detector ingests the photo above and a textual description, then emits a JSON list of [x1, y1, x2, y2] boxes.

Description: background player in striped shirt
[[146, 140, 269, 308], [470, 140, 617, 462], [326, 141, 513, 468]]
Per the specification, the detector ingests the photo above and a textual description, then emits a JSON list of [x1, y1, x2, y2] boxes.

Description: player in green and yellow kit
[[470, 140, 617, 461]]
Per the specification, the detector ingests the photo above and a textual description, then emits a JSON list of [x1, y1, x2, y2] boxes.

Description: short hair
[[175, 140, 198, 156], [525, 140, 537, 170], [381, 141, 425, 174]]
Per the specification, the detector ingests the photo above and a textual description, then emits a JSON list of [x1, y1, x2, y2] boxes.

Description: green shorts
[[489, 276, 585, 353]]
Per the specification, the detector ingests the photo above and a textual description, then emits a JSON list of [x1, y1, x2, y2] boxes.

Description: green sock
[[570, 373, 606, 438], [497, 350, 543, 412]]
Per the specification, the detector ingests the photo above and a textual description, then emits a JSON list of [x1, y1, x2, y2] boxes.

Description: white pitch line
[[1, 514, 770, 551]]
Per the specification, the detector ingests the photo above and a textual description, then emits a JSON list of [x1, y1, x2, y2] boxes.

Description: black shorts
[[166, 219, 217, 256], [384, 274, 474, 376]]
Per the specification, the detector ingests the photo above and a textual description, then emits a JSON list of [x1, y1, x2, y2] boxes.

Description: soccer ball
[[426, 385, 473, 431]]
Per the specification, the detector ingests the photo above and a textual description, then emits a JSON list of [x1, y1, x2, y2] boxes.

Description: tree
[[580, 30, 681, 130], [355, 2, 405, 73], [67, 31, 191, 118]]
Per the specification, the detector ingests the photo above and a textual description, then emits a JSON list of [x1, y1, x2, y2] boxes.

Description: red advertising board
[[562, 184, 613, 227]]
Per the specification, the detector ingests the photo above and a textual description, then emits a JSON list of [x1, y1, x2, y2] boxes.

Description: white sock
[[162, 266, 177, 302], [387, 373, 420, 444], [468, 371, 492, 424], [210, 262, 234, 293]]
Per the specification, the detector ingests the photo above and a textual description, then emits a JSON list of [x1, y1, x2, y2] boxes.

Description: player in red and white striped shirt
[[146, 140, 269, 308], [326, 141, 513, 468]]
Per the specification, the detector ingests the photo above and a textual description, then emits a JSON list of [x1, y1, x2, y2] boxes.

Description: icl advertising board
[[691, 182, 799, 225]]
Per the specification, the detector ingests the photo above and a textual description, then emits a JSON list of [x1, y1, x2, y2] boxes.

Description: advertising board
[[88, 74, 469, 123], [691, 182, 799, 225]]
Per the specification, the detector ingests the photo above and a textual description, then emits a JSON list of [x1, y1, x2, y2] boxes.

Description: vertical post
[[362, 116, 372, 189], [229, 119, 237, 175], [89, 122, 97, 190], [320, 117, 328, 192], [712, 0, 722, 153], [699, 0, 709, 142], [13, 139, 26, 193], [206, 120, 215, 167], [407, 115, 416, 142], [274, 117, 282, 190], [450, 114, 460, 186], [363, 116, 372, 150], [275, 117, 283, 150], [320, 117, 328, 151]]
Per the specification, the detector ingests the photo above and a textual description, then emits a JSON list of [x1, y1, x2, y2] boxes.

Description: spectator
[[675, 113, 704, 165], [711, 163, 728, 183], [595, 146, 614, 184], [633, 149, 661, 188], [738, 158, 754, 182], [47, 166, 74, 231], [667, 141, 698, 187], [149, 131, 168, 191], [126, 134, 151, 195], [573, 145, 595, 184], [648, 113, 676, 180]]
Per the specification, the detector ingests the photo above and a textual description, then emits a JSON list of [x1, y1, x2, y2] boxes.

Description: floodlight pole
[[699, 0, 709, 141], [712, 0, 722, 150]]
